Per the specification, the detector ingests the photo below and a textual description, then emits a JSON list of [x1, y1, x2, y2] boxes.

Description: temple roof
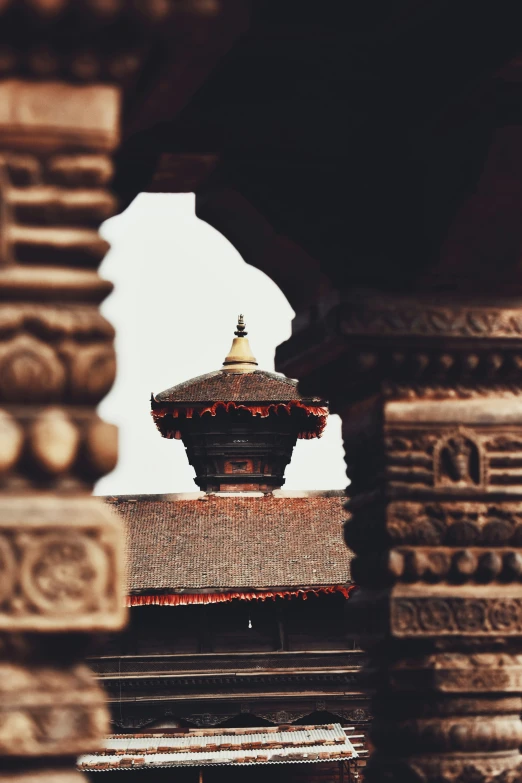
[[106, 493, 351, 602], [151, 317, 327, 446], [153, 368, 319, 404], [152, 316, 323, 405]]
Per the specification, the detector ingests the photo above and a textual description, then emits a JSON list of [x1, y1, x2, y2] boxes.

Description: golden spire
[[222, 314, 258, 372]]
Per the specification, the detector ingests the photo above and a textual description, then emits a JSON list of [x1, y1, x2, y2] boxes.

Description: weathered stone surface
[[0, 663, 109, 756], [0, 496, 125, 631], [0, 74, 125, 782]]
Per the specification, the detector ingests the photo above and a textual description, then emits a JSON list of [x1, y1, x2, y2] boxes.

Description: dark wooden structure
[[92, 496, 365, 733], [89, 324, 368, 776], [150, 316, 327, 492]]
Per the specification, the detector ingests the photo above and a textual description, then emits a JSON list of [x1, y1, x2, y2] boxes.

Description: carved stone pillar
[[0, 76, 125, 783], [277, 292, 522, 783], [0, 0, 191, 775]]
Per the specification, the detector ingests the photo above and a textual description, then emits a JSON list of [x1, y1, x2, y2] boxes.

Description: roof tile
[[154, 369, 322, 404], [107, 494, 351, 593]]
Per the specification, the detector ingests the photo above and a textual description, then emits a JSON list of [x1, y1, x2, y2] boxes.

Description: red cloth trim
[[127, 585, 355, 607], [151, 401, 328, 440]]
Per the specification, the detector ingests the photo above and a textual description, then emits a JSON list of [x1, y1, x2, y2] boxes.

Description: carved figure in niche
[[434, 428, 484, 488]]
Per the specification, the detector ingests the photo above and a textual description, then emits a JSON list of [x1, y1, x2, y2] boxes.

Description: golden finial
[[222, 314, 258, 372], [235, 314, 247, 337]]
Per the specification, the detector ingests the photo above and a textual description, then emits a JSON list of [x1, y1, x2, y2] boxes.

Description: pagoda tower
[[85, 315, 368, 782], [150, 315, 327, 493]]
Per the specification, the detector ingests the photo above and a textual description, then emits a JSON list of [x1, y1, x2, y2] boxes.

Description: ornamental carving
[[392, 597, 522, 636], [0, 496, 125, 631], [372, 545, 522, 584], [338, 707, 372, 722], [387, 652, 522, 693], [189, 713, 234, 728], [434, 428, 485, 489], [453, 599, 487, 631], [489, 600, 522, 632], [0, 407, 117, 489], [286, 292, 522, 783], [340, 301, 522, 339], [383, 383, 522, 399], [0, 10, 178, 781], [21, 533, 109, 614], [261, 709, 310, 725], [384, 502, 522, 547], [60, 342, 116, 403], [29, 409, 80, 476], [0, 335, 66, 403], [0, 305, 114, 342], [382, 426, 510, 492], [0, 662, 109, 756]]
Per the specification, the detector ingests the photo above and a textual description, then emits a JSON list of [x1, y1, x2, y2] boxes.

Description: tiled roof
[[78, 724, 358, 770], [106, 493, 351, 594], [153, 369, 323, 404]]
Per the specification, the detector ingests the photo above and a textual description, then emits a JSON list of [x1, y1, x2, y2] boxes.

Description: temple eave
[[127, 585, 356, 607]]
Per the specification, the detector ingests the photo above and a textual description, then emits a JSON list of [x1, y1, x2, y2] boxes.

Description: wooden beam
[[146, 153, 219, 193]]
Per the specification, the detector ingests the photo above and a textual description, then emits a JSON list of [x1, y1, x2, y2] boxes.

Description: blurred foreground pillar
[[0, 54, 126, 783], [278, 291, 522, 783]]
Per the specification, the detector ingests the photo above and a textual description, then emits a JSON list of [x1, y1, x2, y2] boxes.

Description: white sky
[[95, 193, 347, 496]]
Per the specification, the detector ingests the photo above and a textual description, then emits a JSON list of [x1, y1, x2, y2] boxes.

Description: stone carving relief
[[434, 428, 485, 488], [288, 293, 522, 783], [0, 406, 118, 490], [0, 63, 130, 782], [381, 502, 522, 547], [382, 425, 522, 494], [392, 597, 522, 637], [0, 2, 216, 781], [21, 533, 108, 615], [339, 298, 522, 339], [383, 383, 522, 399], [0, 662, 108, 756], [0, 150, 117, 409], [387, 652, 522, 693], [0, 496, 124, 630]]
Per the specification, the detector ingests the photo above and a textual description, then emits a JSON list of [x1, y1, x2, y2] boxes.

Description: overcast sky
[[95, 193, 347, 496]]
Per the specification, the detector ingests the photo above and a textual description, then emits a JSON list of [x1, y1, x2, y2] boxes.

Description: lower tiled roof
[[78, 724, 358, 769], [106, 493, 351, 594]]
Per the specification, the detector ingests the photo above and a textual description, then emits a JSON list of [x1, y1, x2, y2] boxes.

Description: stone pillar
[[0, 80, 125, 781], [277, 291, 522, 783], [0, 0, 186, 775]]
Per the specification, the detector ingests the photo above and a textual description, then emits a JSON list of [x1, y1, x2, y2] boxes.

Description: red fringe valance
[[151, 401, 328, 440], [127, 584, 355, 607]]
